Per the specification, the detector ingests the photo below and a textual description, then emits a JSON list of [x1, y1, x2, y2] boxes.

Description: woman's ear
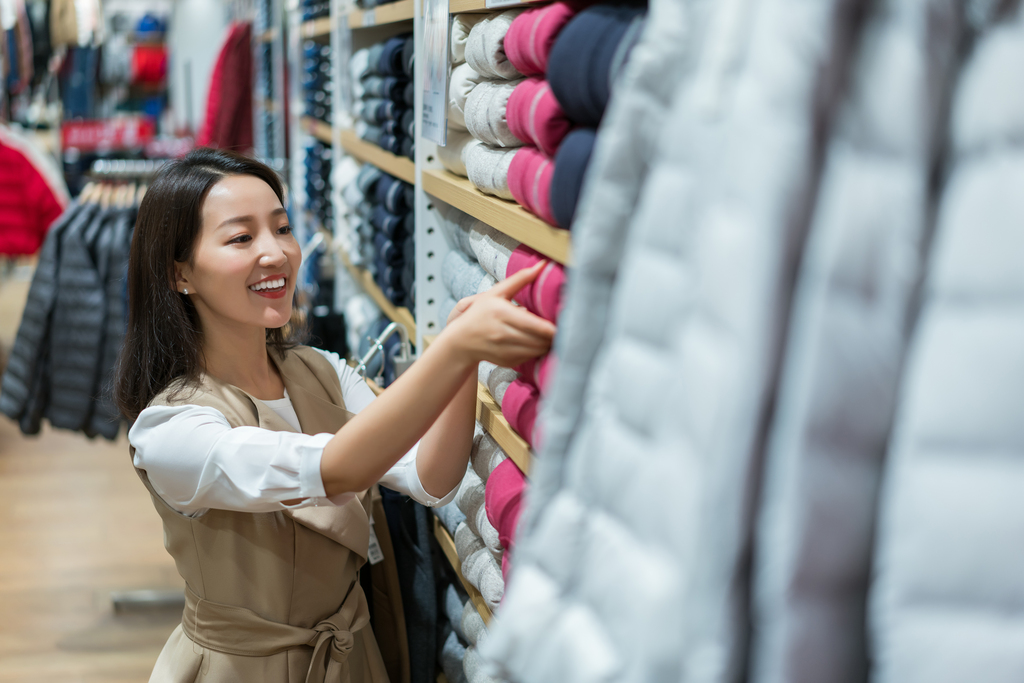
[[173, 262, 192, 295]]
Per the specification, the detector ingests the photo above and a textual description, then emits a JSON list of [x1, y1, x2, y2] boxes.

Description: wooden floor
[[0, 268, 181, 682]]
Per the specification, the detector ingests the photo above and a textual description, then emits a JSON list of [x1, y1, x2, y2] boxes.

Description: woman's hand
[[444, 261, 557, 367]]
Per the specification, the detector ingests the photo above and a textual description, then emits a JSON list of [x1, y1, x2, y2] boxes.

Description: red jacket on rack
[[196, 22, 253, 152], [0, 131, 68, 257]]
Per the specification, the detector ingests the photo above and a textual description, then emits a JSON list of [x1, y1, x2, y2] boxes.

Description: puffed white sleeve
[[311, 347, 461, 507], [129, 404, 345, 517]]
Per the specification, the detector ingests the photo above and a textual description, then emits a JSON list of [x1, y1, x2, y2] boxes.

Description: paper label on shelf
[[421, 0, 450, 145], [363, 9, 376, 25], [486, 0, 524, 7]]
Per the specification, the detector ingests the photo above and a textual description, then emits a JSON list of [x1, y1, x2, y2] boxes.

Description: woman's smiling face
[[176, 174, 300, 334]]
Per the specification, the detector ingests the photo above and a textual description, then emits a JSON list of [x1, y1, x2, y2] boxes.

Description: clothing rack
[[87, 158, 167, 180]]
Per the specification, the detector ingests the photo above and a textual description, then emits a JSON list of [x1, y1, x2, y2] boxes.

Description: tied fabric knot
[[306, 618, 359, 683], [182, 582, 371, 683]]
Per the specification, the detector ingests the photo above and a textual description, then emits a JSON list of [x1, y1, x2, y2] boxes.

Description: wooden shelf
[[301, 17, 332, 38], [422, 169, 571, 265], [347, 0, 415, 27], [341, 129, 416, 184], [302, 116, 333, 144], [476, 382, 532, 475], [339, 250, 418, 340], [450, 0, 544, 12], [433, 516, 493, 625]]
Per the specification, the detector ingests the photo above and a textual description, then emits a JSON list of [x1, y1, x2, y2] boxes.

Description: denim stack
[[300, 0, 330, 20], [351, 34, 415, 160], [304, 141, 333, 230], [303, 40, 332, 123], [343, 164, 415, 309]]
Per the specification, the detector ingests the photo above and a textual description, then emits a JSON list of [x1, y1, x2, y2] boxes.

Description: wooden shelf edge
[[422, 169, 571, 266], [476, 382, 532, 476], [301, 17, 332, 38], [339, 250, 418, 340], [348, 0, 415, 27], [449, 0, 544, 12], [341, 129, 416, 184], [302, 116, 333, 145], [433, 516, 493, 625]]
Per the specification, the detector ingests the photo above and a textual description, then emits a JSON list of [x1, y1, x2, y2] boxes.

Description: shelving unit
[[347, 0, 415, 27], [433, 517, 494, 624], [301, 16, 331, 38], [339, 250, 418, 340], [423, 169, 572, 265], [302, 116, 333, 144], [341, 129, 416, 184], [476, 383, 533, 475], [449, 0, 543, 11]]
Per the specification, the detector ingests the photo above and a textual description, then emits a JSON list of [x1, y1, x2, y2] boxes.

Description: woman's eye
[[277, 224, 292, 235], [229, 234, 252, 244]]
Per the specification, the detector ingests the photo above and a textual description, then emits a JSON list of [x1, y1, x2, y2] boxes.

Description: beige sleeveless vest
[[133, 346, 390, 683]]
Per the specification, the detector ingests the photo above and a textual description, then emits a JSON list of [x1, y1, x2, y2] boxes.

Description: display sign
[[421, 0, 450, 146], [62, 116, 156, 153]]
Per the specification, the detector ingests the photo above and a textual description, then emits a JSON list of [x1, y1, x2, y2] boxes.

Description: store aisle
[[0, 271, 180, 683]]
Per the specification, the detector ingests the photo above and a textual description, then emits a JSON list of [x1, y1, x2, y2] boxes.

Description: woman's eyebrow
[[216, 208, 288, 229]]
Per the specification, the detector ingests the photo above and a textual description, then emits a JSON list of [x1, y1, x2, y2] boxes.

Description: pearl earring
[[183, 288, 188, 295]]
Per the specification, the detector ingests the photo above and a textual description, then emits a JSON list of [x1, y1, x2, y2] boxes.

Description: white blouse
[[129, 347, 459, 517]]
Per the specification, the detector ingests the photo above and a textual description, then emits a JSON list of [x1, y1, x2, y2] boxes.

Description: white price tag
[[363, 9, 376, 26], [367, 517, 385, 565], [485, 0, 523, 7], [421, 0, 450, 145]]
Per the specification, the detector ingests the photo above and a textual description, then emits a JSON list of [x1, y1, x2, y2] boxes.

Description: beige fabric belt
[[182, 584, 370, 683]]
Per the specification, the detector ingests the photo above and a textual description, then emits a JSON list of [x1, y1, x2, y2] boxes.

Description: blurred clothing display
[[0, 124, 68, 255], [197, 21, 253, 152]]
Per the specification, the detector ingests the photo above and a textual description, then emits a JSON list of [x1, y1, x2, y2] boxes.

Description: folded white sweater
[[465, 78, 525, 148], [465, 9, 524, 80]]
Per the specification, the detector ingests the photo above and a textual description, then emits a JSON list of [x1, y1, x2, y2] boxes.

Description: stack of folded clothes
[[302, 39, 332, 122], [305, 140, 333, 230], [435, 203, 564, 447], [351, 34, 416, 160], [299, 0, 329, 20], [441, 2, 647, 229], [343, 164, 416, 308]]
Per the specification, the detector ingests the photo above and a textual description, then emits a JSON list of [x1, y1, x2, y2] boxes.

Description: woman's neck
[[201, 325, 285, 400]]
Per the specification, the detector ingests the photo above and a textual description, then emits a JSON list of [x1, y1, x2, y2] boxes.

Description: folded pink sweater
[[508, 146, 555, 226], [505, 244, 565, 323], [506, 78, 573, 157], [501, 378, 539, 446], [485, 457, 527, 581], [515, 352, 555, 394], [504, 1, 581, 77]]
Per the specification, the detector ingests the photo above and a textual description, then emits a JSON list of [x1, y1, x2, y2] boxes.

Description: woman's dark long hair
[[114, 148, 302, 420]]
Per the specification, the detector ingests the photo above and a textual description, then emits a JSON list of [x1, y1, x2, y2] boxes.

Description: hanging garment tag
[[367, 517, 385, 565], [421, 0, 450, 145]]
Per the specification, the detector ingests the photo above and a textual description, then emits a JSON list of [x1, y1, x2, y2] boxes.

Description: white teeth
[[250, 277, 285, 292]]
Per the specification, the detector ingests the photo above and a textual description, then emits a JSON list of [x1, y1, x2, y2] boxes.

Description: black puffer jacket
[[0, 201, 95, 434]]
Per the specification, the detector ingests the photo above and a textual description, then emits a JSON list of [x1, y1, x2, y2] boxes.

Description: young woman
[[114, 148, 555, 683]]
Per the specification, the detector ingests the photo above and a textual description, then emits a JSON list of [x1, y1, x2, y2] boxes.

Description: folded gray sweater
[[465, 9, 524, 80], [449, 63, 485, 131], [464, 143, 517, 200], [470, 222, 520, 281], [465, 79, 525, 148]]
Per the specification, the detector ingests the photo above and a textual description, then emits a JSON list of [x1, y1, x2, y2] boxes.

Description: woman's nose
[[258, 234, 287, 267]]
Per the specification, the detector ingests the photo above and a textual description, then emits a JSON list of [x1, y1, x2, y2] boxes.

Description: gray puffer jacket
[[868, 6, 1024, 682], [749, 0, 967, 681]]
